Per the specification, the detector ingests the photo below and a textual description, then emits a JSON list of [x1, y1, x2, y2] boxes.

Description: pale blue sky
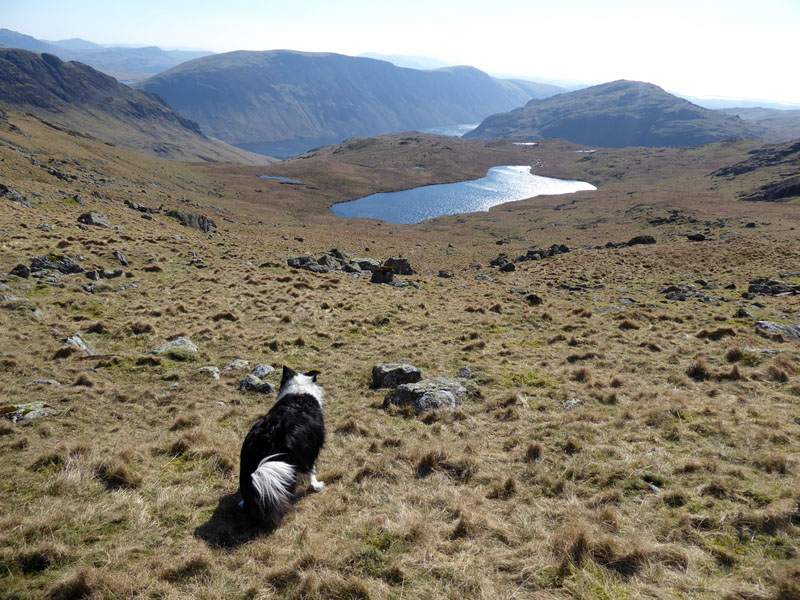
[[3, 0, 799, 104]]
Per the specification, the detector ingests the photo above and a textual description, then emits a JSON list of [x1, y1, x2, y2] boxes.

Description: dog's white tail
[[250, 454, 295, 526]]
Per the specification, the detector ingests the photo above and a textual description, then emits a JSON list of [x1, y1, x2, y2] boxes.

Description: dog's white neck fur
[[277, 374, 324, 407]]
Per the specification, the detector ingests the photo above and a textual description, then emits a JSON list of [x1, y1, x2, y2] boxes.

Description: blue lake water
[[332, 165, 596, 224], [260, 174, 306, 184]]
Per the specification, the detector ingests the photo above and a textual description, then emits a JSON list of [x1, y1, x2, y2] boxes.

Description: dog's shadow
[[194, 488, 316, 549], [194, 492, 273, 549]]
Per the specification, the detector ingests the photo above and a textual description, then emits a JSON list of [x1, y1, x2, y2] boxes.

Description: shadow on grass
[[194, 491, 272, 550]]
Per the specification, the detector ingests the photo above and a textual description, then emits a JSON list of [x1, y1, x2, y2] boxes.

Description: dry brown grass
[[1, 109, 799, 599]]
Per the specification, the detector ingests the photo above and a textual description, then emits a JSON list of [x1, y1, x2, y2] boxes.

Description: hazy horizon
[[3, 0, 799, 106]]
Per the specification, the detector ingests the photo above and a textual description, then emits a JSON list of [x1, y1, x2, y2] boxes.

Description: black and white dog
[[238, 366, 326, 529]]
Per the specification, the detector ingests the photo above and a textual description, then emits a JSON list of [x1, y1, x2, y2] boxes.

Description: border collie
[[238, 366, 326, 529]]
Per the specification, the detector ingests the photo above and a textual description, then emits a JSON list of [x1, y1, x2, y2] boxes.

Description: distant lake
[[420, 123, 479, 137], [332, 165, 596, 224], [238, 123, 480, 159]]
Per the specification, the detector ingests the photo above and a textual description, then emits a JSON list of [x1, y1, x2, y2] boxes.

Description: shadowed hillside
[[0, 48, 272, 164], [140, 50, 557, 145], [465, 80, 769, 147]]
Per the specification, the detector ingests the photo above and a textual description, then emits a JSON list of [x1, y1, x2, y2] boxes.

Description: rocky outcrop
[[748, 278, 799, 296], [77, 212, 110, 228], [30, 253, 84, 274], [166, 210, 216, 233], [1, 183, 31, 208]]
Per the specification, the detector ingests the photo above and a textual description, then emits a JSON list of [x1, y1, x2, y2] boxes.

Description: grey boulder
[[383, 376, 467, 413]]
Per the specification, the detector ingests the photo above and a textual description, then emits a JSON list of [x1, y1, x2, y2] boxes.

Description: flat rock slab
[[372, 363, 423, 389], [249, 364, 275, 379], [383, 376, 467, 413], [2, 401, 55, 423], [151, 337, 199, 361], [755, 321, 800, 340]]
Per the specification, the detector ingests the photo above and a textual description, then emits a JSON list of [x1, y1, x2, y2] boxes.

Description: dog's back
[[239, 367, 325, 528]]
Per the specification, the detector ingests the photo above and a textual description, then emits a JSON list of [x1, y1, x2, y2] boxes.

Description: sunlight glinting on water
[[332, 165, 596, 224]]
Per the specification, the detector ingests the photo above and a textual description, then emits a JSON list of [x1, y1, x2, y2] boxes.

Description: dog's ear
[[305, 370, 321, 382], [280, 365, 297, 388]]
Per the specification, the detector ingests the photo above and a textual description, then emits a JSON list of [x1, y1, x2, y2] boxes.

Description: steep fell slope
[[0, 48, 271, 164], [140, 50, 554, 144], [465, 80, 768, 147]]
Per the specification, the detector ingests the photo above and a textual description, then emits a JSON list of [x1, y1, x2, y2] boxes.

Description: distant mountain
[[0, 29, 213, 81], [140, 50, 560, 145], [0, 48, 271, 164], [719, 107, 800, 142], [358, 52, 451, 71], [47, 37, 106, 51], [464, 80, 768, 147], [0, 28, 60, 53]]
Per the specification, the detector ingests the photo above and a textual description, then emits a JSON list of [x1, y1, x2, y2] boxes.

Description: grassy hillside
[[140, 50, 553, 145], [0, 48, 271, 165], [1, 109, 799, 600], [465, 80, 769, 147]]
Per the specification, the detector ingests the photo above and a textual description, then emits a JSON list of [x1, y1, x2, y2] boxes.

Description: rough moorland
[[1, 110, 798, 600]]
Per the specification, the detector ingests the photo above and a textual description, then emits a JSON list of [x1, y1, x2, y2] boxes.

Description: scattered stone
[[499, 262, 516, 272], [372, 363, 423, 389], [516, 244, 570, 262], [686, 232, 706, 241], [2, 401, 55, 423], [743, 347, 781, 355], [438, 270, 454, 278], [166, 210, 216, 233], [124, 199, 160, 214], [733, 308, 752, 319], [197, 366, 221, 379], [618, 297, 636, 306], [85, 270, 101, 281], [113, 251, 130, 267], [9, 264, 30, 278], [65, 333, 94, 356], [383, 376, 467, 413], [0, 183, 32, 208], [249, 364, 275, 379], [30, 253, 84, 274], [37, 224, 54, 231], [224, 359, 250, 371], [525, 293, 543, 306], [371, 266, 394, 284], [384, 257, 415, 275], [77, 212, 110, 228], [458, 366, 473, 378], [353, 258, 381, 272], [627, 235, 656, 246], [101, 269, 123, 279], [26, 379, 61, 387], [754, 321, 800, 340], [490, 254, 511, 269], [238, 374, 275, 394], [151, 337, 199, 361], [563, 397, 582, 410]]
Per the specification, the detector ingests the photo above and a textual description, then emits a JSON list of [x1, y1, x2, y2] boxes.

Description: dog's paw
[[311, 480, 326, 492]]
